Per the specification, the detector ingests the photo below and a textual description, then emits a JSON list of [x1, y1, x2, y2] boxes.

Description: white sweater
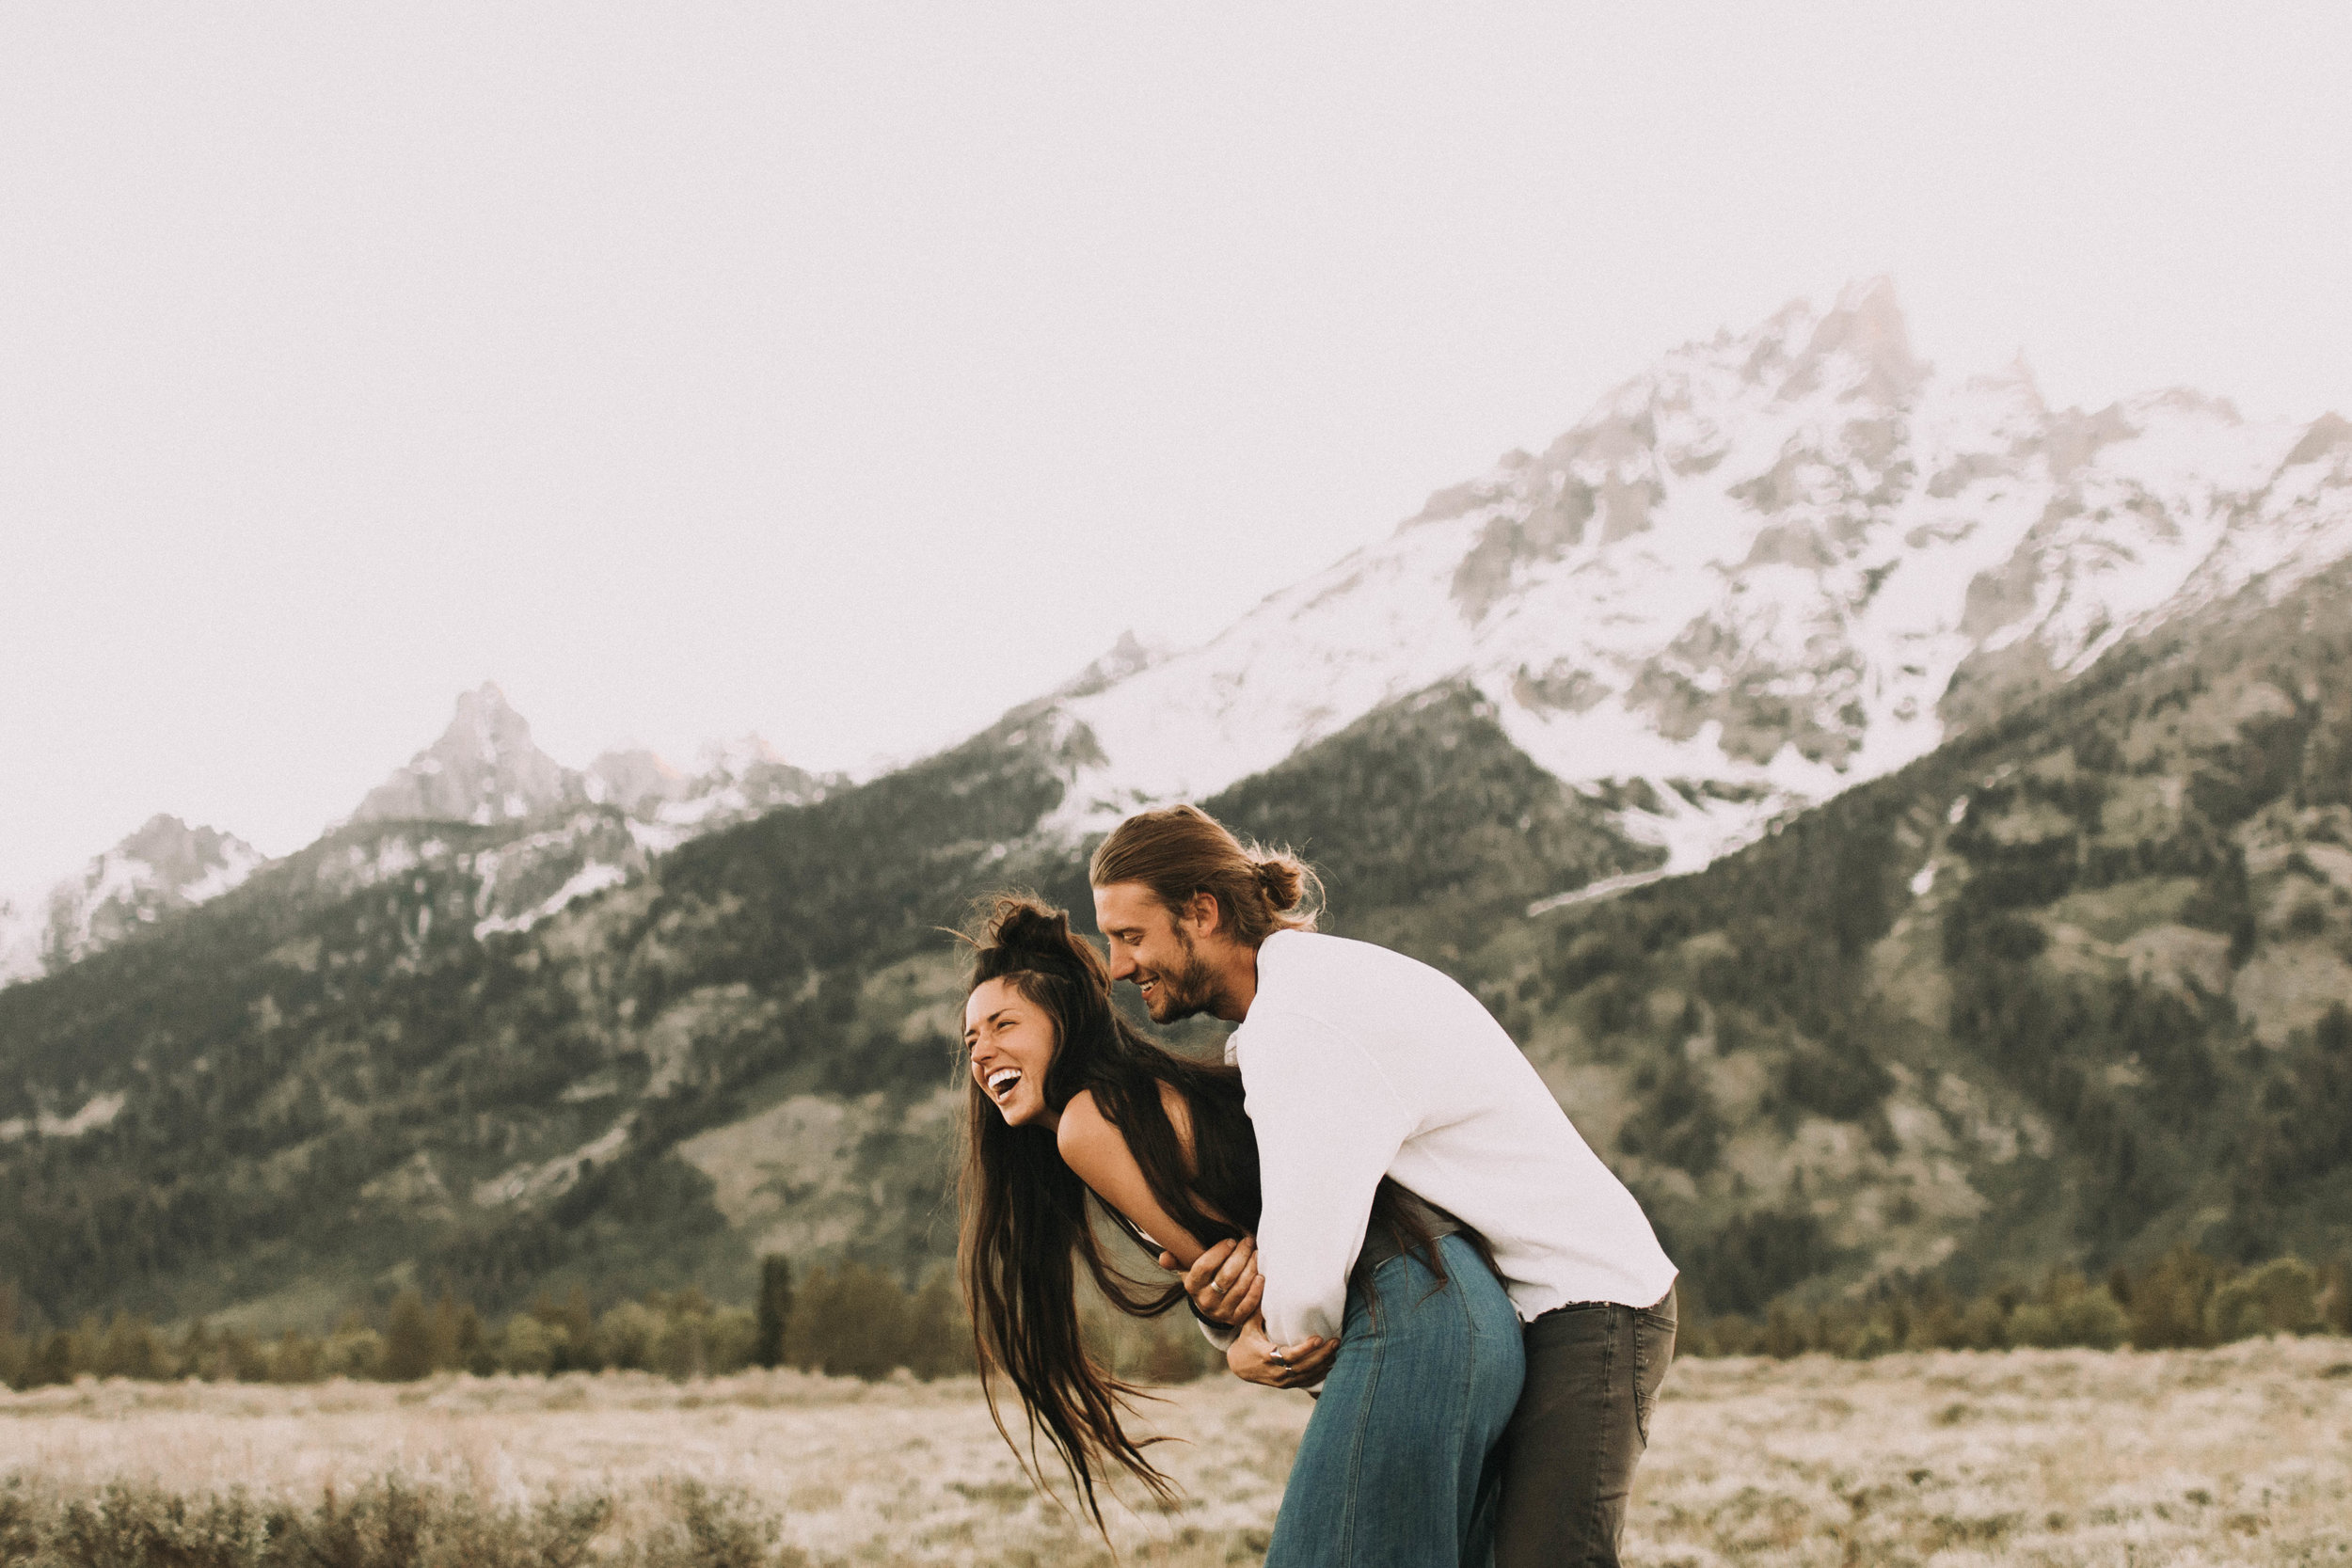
[[1233, 929, 1677, 1345]]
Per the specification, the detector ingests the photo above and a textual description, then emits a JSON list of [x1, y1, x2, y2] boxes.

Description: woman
[[957, 894, 1522, 1562]]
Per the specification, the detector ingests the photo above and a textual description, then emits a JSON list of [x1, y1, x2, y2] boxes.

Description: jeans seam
[[1575, 1308, 1620, 1562], [1633, 1308, 1650, 1448], [1336, 1280, 1390, 1563], [1446, 1241, 1476, 1510]]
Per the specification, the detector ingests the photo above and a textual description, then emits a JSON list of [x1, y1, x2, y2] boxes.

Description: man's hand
[[1226, 1315, 1336, 1390], [1160, 1236, 1263, 1328]]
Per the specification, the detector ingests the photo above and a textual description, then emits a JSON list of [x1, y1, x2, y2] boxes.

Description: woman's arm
[[1059, 1088, 1332, 1384], [1055, 1088, 1213, 1268]]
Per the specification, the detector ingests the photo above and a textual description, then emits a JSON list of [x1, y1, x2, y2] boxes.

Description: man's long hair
[[1088, 803, 1323, 947]]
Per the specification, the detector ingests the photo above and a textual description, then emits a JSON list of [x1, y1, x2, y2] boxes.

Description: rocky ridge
[[0, 686, 834, 986]]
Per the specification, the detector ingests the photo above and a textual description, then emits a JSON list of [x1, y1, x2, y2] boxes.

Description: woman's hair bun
[[986, 897, 1072, 957], [968, 894, 1109, 992]]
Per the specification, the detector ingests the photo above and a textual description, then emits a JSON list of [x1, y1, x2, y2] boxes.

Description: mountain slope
[[0, 688, 1652, 1326], [12, 550, 2348, 1334], [1502, 561, 2352, 1310]]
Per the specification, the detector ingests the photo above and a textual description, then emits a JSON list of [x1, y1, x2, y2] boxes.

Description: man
[[1091, 803, 1678, 1568]]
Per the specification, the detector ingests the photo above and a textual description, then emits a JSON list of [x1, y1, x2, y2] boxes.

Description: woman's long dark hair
[[957, 895, 1251, 1528], [955, 894, 1459, 1530]]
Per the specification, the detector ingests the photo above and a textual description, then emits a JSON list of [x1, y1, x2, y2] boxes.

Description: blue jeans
[[1265, 1233, 1526, 1567]]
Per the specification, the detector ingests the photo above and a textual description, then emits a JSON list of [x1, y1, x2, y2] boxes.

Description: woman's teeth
[[987, 1068, 1021, 1098]]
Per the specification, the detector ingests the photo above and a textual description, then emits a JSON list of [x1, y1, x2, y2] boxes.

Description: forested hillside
[[1512, 562, 2352, 1314], [0, 690, 1643, 1332], [6, 567, 2351, 1339]]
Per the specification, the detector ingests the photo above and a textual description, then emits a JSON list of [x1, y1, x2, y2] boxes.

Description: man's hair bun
[[1252, 855, 1305, 911]]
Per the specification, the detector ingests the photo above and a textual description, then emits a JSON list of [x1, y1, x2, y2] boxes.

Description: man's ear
[[1184, 890, 1223, 940]]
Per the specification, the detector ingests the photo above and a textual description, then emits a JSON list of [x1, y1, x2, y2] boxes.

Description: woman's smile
[[965, 975, 1059, 1129]]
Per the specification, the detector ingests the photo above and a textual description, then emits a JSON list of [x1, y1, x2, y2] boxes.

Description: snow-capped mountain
[[587, 735, 827, 848], [320, 685, 835, 937], [1038, 280, 2352, 871], [0, 816, 265, 985], [3, 689, 834, 988], [353, 684, 829, 841]]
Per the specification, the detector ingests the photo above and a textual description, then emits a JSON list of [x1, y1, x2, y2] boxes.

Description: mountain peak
[[1055, 630, 1170, 699], [2287, 411, 2352, 467], [695, 733, 789, 778], [352, 683, 583, 826], [1777, 276, 1928, 404], [586, 746, 686, 816]]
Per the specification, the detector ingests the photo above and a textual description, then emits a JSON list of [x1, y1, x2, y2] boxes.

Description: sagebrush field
[[4, 1338, 2349, 1565]]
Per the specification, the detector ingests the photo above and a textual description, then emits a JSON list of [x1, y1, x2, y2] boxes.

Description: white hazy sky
[[5, 4, 2349, 893]]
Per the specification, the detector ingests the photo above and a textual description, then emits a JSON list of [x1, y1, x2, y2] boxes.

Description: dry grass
[[1632, 1338, 2352, 1566], [4, 1338, 2349, 1564]]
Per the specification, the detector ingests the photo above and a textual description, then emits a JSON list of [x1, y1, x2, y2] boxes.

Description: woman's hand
[[1160, 1235, 1263, 1328], [1226, 1315, 1336, 1390]]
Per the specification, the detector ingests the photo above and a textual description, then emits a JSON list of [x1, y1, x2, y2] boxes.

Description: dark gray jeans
[[1492, 1285, 1677, 1568]]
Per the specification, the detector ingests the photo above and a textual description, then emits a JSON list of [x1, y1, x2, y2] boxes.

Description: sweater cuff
[[1188, 1300, 1241, 1351]]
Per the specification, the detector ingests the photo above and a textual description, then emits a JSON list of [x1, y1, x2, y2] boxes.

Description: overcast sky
[[5, 4, 2348, 892]]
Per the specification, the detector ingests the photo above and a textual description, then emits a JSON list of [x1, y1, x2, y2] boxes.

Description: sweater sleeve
[[1238, 1009, 1416, 1345]]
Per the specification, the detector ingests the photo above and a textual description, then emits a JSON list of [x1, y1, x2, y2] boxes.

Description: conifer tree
[[383, 1288, 435, 1382], [754, 1255, 793, 1370]]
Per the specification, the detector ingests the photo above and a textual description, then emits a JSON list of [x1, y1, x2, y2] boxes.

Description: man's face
[[1093, 881, 1221, 1023]]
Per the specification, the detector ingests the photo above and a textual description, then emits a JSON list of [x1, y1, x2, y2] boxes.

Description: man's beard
[[1144, 929, 1221, 1023]]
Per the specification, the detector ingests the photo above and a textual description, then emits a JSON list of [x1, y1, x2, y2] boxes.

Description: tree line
[[4, 1243, 2344, 1393], [1683, 1248, 2352, 1359], [0, 1256, 977, 1390]]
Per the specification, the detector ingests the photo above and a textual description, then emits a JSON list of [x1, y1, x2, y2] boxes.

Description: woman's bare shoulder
[[1055, 1088, 1119, 1163]]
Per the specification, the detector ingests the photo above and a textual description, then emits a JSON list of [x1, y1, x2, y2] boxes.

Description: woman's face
[[964, 975, 1060, 1129]]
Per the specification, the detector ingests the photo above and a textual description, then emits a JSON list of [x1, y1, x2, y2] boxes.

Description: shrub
[[2209, 1257, 2323, 1340], [2055, 1289, 2130, 1349], [500, 1314, 559, 1376], [2007, 1303, 2059, 1348], [323, 1327, 385, 1381], [598, 1301, 664, 1372], [0, 1477, 735, 1568], [382, 1290, 436, 1382], [1958, 1296, 2010, 1351], [2128, 1247, 2223, 1349]]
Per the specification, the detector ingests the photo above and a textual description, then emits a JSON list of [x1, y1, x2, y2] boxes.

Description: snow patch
[[1528, 869, 1673, 916], [0, 1091, 127, 1142], [471, 1117, 633, 1206], [473, 861, 630, 939]]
